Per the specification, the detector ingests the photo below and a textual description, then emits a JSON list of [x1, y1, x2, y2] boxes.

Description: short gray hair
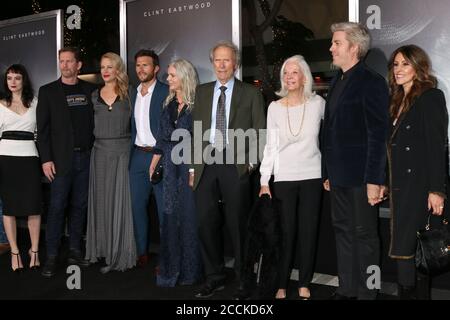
[[276, 55, 314, 100], [331, 22, 371, 59], [209, 40, 241, 67]]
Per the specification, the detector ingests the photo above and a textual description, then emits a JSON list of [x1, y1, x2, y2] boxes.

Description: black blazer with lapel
[[322, 62, 389, 187], [192, 78, 266, 190], [36, 78, 96, 177]]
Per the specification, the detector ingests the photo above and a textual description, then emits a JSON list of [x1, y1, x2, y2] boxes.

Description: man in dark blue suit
[[129, 50, 168, 267], [322, 22, 389, 300]]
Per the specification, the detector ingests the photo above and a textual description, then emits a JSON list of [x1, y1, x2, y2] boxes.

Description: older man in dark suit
[[37, 47, 96, 277], [322, 22, 389, 300], [190, 41, 266, 299]]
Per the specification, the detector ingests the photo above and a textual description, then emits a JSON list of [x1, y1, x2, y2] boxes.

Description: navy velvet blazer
[[130, 79, 169, 150], [321, 62, 389, 187]]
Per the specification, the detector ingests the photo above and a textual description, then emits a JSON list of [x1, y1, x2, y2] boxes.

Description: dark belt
[[73, 147, 89, 152], [0, 130, 34, 140], [134, 145, 155, 153]]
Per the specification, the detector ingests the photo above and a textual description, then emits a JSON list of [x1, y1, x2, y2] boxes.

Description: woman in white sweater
[[259, 55, 325, 299]]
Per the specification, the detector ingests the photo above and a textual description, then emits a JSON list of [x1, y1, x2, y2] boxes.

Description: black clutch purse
[[151, 159, 163, 185], [415, 214, 450, 275]]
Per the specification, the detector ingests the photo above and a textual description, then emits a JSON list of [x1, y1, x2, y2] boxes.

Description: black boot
[[397, 284, 417, 300], [416, 273, 431, 300]]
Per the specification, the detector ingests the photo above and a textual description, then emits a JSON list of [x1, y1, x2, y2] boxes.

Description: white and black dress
[[0, 99, 42, 217]]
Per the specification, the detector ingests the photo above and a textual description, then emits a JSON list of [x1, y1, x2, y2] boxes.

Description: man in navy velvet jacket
[[322, 22, 389, 300]]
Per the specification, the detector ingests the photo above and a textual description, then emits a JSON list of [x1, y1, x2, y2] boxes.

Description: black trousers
[[396, 259, 430, 299], [195, 164, 251, 285], [330, 185, 380, 299], [397, 258, 416, 287], [274, 179, 322, 288]]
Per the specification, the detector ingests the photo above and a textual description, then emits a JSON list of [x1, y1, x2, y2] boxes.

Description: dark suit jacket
[[191, 78, 266, 189], [388, 88, 448, 257], [322, 62, 389, 187], [36, 78, 96, 177], [130, 80, 169, 151]]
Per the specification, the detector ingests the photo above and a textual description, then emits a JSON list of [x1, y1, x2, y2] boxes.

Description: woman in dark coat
[[387, 45, 448, 299], [150, 58, 202, 287]]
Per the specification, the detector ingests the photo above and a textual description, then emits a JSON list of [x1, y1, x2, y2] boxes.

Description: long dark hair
[[3, 64, 34, 108], [388, 45, 437, 118]]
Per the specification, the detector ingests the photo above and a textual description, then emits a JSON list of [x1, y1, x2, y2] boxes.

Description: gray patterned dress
[[85, 89, 136, 272]]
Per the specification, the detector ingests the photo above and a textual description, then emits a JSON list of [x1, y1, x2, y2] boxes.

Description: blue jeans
[[0, 199, 8, 244], [45, 151, 90, 257], [129, 148, 164, 256]]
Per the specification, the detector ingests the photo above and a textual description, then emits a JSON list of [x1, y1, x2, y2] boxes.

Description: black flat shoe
[[330, 292, 357, 300], [41, 256, 57, 278], [194, 282, 225, 298], [233, 288, 251, 301], [67, 249, 90, 267]]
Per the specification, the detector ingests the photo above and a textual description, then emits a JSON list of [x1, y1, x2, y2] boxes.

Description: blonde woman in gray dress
[[85, 52, 136, 273]]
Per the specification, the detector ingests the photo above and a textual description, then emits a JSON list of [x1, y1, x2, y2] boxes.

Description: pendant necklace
[[286, 97, 306, 137]]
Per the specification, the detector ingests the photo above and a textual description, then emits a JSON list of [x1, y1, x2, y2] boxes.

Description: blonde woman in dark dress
[[150, 59, 202, 287]]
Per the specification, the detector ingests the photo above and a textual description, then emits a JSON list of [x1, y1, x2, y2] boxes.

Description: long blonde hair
[[101, 52, 129, 100], [164, 58, 198, 110]]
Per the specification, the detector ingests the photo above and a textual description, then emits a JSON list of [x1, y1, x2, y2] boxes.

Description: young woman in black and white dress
[[0, 64, 42, 272]]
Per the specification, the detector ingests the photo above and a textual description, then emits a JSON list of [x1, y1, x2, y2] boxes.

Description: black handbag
[[415, 214, 450, 275], [151, 158, 163, 184]]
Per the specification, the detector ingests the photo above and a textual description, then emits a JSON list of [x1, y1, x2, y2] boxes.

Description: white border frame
[[119, 0, 129, 63], [0, 9, 64, 78], [348, 0, 359, 22], [119, 0, 242, 79], [0, 10, 63, 77], [232, 0, 242, 79]]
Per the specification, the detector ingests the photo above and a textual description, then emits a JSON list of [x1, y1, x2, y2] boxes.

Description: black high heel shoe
[[29, 250, 40, 270], [11, 252, 24, 273]]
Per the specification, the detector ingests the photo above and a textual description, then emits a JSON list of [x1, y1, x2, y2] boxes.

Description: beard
[[61, 69, 77, 78], [138, 72, 155, 83]]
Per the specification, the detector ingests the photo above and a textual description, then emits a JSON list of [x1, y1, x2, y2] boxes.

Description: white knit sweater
[[260, 94, 325, 186]]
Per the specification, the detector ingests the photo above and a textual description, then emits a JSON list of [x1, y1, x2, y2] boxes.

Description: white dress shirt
[[134, 82, 157, 147]]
